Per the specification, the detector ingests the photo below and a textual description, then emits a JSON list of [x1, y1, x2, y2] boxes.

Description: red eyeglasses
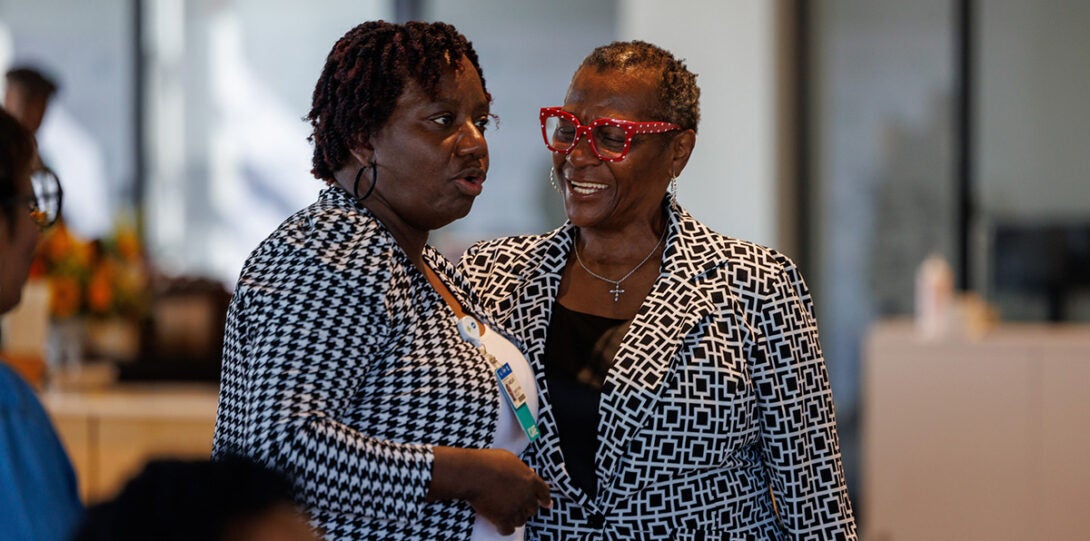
[[539, 107, 681, 162]]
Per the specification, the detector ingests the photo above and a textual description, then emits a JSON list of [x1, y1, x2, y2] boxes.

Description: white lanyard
[[456, 316, 540, 442]]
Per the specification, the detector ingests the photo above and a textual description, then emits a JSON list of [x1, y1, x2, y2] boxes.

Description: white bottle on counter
[[915, 254, 954, 340]]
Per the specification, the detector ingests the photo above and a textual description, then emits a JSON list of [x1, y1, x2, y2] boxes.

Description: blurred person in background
[[3, 66, 56, 134], [0, 107, 81, 540], [212, 20, 549, 540], [4, 65, 111, 238], [72, 456, 319, 541]]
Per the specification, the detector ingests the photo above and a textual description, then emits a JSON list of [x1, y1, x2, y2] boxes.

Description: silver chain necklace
[[574, 227, 668, 302]]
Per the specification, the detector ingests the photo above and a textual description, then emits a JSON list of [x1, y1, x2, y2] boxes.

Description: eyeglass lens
[[30, 169, 63, 227], [544, 115, 628, 160]]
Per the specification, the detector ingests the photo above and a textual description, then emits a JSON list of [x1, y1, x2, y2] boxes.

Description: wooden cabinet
[[40, 384, 219, 503], [863, 321, 1090, 540]]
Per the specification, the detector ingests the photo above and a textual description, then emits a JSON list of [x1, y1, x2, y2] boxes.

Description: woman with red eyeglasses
[[0, 108, 81, 541], [460, 41, 856, 539]]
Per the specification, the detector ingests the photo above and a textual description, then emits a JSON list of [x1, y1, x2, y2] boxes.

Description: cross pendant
[[609, 284, 624, 302]]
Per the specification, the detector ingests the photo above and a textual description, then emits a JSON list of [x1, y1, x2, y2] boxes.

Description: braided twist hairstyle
[[307, 20, 490, 182]]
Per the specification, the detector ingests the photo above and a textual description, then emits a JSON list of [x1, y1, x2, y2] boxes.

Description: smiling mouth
[[569, 179, 608, 195]]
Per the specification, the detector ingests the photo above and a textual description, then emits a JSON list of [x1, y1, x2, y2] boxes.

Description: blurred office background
[[2, 0, 1088, 538]]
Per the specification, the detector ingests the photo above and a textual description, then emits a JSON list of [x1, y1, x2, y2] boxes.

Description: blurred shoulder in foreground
[[72, 456, 321, 541]]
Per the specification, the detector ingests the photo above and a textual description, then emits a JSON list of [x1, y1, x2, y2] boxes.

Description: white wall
[[143, 0, 391, 283], [619, 0, 781, 249], [430, 0, 785, 253], [427, 0, 618, 247]]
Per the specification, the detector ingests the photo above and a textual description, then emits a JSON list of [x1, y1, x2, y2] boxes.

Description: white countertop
[[40, 382, 220, 421]]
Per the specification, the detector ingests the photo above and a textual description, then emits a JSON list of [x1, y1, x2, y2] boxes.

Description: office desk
[[863, 321, 1090, 540], [40, 383, 220, 503]]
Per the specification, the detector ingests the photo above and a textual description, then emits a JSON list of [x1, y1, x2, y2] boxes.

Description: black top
[[542, 302, 633, 499]]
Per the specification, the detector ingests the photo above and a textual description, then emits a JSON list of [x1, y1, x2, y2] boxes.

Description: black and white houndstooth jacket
[[458, 203, 857, 540], [213, 187, 502, 540]]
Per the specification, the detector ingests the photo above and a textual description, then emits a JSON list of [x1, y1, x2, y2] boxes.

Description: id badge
[[457, 316, 540, 442]]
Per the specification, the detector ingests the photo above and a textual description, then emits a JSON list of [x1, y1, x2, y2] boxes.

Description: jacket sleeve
[[213, 256, 434, 521], [749, 252, 857, 539]]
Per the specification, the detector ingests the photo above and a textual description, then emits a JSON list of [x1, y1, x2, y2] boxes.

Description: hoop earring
[[670, 171, 679, 210], [549, 167, 562, 193], [353, 162, 378, 202]]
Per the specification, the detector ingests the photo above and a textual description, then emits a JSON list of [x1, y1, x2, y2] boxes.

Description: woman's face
[[553, 66, 685, 232], [362, 56, 490, 233], [0, 163, 42, 313]]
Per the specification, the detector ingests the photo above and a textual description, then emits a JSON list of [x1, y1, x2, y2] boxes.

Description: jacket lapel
[[493, 226, 607, 509], [436, 236, 597, 509], [594, 206, 717, 496], [465, 205, 731, 511], [425, 246, 483, 320]]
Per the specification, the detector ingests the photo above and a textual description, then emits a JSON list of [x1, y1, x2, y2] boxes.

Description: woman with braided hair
[[213, 21, 549, 540]]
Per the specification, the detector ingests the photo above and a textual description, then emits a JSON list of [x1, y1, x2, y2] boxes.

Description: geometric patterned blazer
[[459, 203, 857, 540], [213, 187, 500, 541]]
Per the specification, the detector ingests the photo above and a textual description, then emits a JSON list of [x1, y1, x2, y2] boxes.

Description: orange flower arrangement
[[30, 220, 149, 321]]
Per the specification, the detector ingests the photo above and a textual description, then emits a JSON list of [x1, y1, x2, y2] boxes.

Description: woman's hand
[[428, 446, 552, 534]]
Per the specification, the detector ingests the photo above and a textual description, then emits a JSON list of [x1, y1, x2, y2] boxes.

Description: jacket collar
[[489, 200, 731, 319], [316, 186, 490, 321], [593, 204, 720, 499]]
